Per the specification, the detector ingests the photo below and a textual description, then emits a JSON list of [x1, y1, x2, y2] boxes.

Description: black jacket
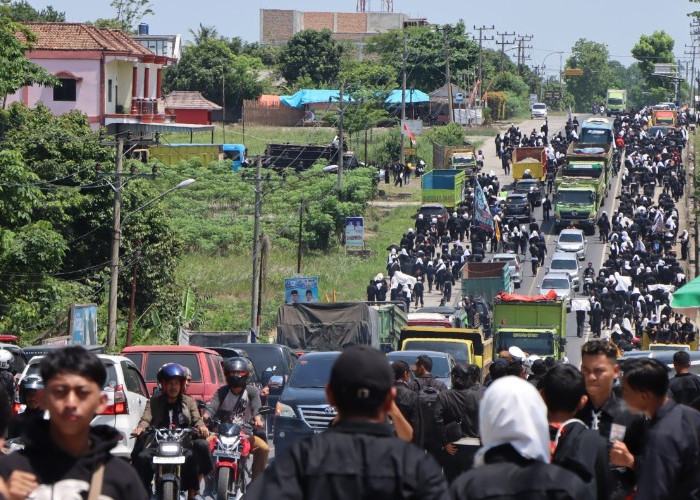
[[434, 389, 479, 445], [636, 400, 700, 500], [450, 444, 589, 500], [394, 381, 423, 446], [669, 373, 700, 406], [0, 417, 147, 499], [245, 419, 449, 500]]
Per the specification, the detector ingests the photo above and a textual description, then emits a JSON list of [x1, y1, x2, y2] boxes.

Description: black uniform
[[245, 419, 449, 500], [434, 388, 480, 481], [394, 380, 423, 446], [669, 372, 700, 407]]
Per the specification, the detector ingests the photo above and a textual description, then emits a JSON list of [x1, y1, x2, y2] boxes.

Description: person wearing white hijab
[[450, 377, 587, 499]]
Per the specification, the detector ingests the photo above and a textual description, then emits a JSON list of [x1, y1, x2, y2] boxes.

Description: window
[[123, 353, 143, 371], [108, 79, 113, 103], [144, 353, 202, 382], [204, 354, 218, 384], [53, 78, 77, 101], [122, 361, 148, 397]]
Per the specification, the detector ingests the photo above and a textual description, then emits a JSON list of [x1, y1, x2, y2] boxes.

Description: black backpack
[[416, 377, 441, 455]]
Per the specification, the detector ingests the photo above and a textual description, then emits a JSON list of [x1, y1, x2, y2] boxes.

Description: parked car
[[416, 204, 449, 223], [556, 229, 587, 260], [547, 252, 581, 291], [386, 350, 456, 389], [539, 272, 573, 310], [531, 103, 548, 119], [514, 179, 544, 207], [503, 193, 532, 223], [621, 350, 700, 377], [490, 253, 522, 288], [121, 345, 224, 403], [23, 344, 105, 362], [273, 351, 340, 458], [20, 354, 148, 458]]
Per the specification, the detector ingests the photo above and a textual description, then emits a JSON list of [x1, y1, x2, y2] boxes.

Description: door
[[121, 360, 149, 449]]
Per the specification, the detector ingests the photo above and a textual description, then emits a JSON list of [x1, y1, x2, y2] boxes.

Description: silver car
[[539, 272, 572, 310], [556, 229, 587, 260], [490, 253, 522, 288], [531, 103, 547, 119], [547, 252, 580, 291]]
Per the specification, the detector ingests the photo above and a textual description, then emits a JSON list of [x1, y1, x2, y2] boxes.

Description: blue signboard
[[71, 303, 98, 346], [473, 181, 494, 232], [345, 217, 364, 247], [285, 277, 319, 304]]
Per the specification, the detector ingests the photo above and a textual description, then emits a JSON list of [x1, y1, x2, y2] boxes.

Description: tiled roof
[[18, 23, 153, 56], [163, 91, 222, 111]]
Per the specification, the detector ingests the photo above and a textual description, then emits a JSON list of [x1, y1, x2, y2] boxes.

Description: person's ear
[[613, 362, 620, 380], [578, 394, 589, 411]]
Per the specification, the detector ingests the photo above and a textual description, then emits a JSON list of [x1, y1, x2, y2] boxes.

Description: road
[[421, 113, 617, 367]]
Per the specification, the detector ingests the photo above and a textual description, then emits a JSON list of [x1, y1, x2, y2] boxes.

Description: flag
[[652, 211, 665, 234], [495, 219, 501, 241], [473, 181, 495, 232], [403, 122, 416, 146]]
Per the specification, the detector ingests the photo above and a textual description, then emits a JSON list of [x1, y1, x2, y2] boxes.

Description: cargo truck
[[421, 169, 465, 209], [512, 147, 547, 181], [399, 326, 493, 381], [606, 89, 627, 116], [651, 109, 677, 127], [461, 262, 513, 304], [432, 143, 477, 171], [367, 301, 408, 352], [492, 294, 568, 360]]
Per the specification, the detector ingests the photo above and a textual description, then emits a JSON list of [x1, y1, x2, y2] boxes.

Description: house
[[163, 91, 221, 125], [8, 22, 175, 130], [131, 23, 182, 61]]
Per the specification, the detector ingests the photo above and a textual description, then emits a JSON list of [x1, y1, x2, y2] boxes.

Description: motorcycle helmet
[[223, 357, 250, 388], [0, 349, 14, 371], [19, 374, 43, 404], [156, 363, 187, 389]]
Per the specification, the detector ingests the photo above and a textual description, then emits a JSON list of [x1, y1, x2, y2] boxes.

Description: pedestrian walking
[[542, 197, 551, 221], [414, 278, 425, 308], [681, 230, 690, 260], [529, 243, 539, 276]]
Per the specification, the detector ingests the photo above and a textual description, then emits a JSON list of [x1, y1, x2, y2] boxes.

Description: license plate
[[213, 450, 239, 459], [153, 456, 186, 464], [314, 429, 325, 434]]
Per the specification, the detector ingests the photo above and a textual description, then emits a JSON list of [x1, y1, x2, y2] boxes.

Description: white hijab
[[474, 376, 550, 466]]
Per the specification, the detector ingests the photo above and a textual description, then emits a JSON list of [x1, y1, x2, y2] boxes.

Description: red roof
[[18, 22, 152, 56]]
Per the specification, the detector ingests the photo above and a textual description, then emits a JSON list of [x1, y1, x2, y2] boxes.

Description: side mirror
[[268, 375, 285, 396], [261, 367, 274, 386]]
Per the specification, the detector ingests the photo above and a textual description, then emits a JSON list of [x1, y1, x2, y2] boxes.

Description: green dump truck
[[421, 169, 465, 209], [432, 143, 477, 171], [461, 262, 513, 304], [492, 296, 567, 360], [368, 301, 408, 352]]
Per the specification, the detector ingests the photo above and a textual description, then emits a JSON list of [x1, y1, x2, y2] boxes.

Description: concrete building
[[260, 9, 428, 57]]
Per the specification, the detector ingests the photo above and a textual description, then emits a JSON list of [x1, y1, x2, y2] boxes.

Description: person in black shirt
[[392, 361, 422, 446], [246, 346, 448, 500], [669, 350, 700, 406], [621, 357, 700, 500], [7, 374, 44, 439], [410, 355, 448, 393]]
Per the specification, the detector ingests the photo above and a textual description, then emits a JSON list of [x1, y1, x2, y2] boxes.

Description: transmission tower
[[382, 0, 393, 11]]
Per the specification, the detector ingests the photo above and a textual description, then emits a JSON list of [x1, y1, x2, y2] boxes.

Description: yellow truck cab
[[399, 327, 493, 380]]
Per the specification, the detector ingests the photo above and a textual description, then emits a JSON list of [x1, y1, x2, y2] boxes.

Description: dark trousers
[[531, 260, 538, 276], [440, 445, 478, 483], [543, 209, 550, 220], [133, 438, 212, 492]]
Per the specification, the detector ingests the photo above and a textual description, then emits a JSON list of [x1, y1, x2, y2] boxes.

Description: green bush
[[504, 91, 529, 119], [425, 122, 465, 146]]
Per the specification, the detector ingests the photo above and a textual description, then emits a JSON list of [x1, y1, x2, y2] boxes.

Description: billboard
[[70, 303, 98, 346], [345, 217, 364, 247], [285, 277, 319, 304]]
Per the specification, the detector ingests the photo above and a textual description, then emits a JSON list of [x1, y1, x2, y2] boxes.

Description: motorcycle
[[583, 276, 594, 295], [148, 427, 193, 500]]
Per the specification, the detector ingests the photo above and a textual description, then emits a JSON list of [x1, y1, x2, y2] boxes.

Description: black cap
[[329, 345, 393, 413]]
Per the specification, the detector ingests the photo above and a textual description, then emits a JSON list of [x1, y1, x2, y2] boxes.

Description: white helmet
[[0, 349, 13, 371]]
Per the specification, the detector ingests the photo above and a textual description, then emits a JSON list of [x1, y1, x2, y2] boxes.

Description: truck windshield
[[608, 98, 623, 105], [288, 357, 337, 388], [579, 129, 612, 144], [498, 333, 554, 356], [558, 191, 595, 204], [387, 354, 450, 377], [402, 340, 469, 364]]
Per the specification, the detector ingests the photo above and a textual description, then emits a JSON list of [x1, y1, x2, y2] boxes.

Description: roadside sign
[[529, 94, 538, 107], [564, 68, 584, 76], [69, 303, 98, 346], [285, 277, 319, 304], [345, 217, 364, 248], [404, 148, 417, 156], [455, 93, 464, 103]]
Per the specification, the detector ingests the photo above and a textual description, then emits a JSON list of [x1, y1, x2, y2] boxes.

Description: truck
[[606, 89, 627, 116], [367, 301, 408, 352], [432, 143, 476, 171], [263, 143, 358, 171], [178, 329, 249, 347], [512, 147, 547, 181], [421, 169, 465, 209], [492, 294, 568, 361], [275, 302, 379, 352], [143, 143, 247, 170], [399, 326, 493, 381], [651, 109, 677, 127], [461, 262, 513, 304]]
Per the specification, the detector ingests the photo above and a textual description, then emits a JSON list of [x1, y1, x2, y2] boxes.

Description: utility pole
[[125, 239, 141, 347], [514, 34, 533, 74], [686, 43, 697, 109], [249, 156, 262, 342], [442, 28, 454, 123], [473, 25, 494, 107], [400, 35, 407, 165], [222, 67, 226, 143], [337, 84, 344, 195], [107, 139, 124, 350], [297, 203, 305, 273], [496, 32, 516, 72]]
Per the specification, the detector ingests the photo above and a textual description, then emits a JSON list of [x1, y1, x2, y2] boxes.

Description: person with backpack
[[542, 365, 609, 499], [410, 355, 447, 461], [434, 364, 481, 482], [392, 361, 423, 446]]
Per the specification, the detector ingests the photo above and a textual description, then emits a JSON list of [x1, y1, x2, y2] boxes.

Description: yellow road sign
[[564, 68, 584, 76]]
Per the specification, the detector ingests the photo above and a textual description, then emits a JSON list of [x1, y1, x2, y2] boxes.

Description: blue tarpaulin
[[279, 89, 429, 108]]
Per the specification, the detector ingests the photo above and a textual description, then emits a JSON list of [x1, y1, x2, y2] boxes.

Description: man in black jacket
[[621, 357, 700, 500], [392, 361, 422, 446], [669, 350, 700, 406], [246, 346, 448, 500], [0, 346, 147, 500], [409, 355, 447, 392], [543, 364, 609, 499]]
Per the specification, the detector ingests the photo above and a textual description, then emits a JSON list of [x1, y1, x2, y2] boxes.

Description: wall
[[304, 11, 333, 31], [104, 60, 135, 114], [173, 108, 209, 125], [335, 13, 367, 33], [243, 100, 305, 127], [366, 12, 405, 33], [260, 9, 295, 44]]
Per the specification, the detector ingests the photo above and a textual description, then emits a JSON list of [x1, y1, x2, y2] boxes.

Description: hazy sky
[[28, 0, 698, 76]]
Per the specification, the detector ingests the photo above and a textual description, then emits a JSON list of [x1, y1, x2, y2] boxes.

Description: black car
[[416, 204, 449, 223], [514, 179, 544, 206], [503, 193, 532, 222]]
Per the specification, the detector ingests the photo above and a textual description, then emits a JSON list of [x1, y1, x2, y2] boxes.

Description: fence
[[243, 100, 305, 127]]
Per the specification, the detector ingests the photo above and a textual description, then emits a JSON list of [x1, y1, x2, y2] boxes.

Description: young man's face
[[164, 378, 182, 399], [621, 377, 647, 414], [581, 354, 618, 403], [25, 390, 42, 411], [42, 372, 106, 436]]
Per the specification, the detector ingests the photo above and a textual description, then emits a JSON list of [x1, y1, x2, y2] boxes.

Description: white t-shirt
[[219, 389, 252, 422]]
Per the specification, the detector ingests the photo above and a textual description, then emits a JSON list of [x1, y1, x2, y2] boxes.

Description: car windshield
[[559, 234, 583, 243], [387, 354, 450, 378], [541, 278, 569, 289], [230, 345, 283, 377], [533, 104, 545, 110], [551, 259, 577, 271], [507, 196, 526, 203], [25, 361, 119, 388], [558, 191, 595, 204], [579, 129, 612, 144], [420, 207, 445, 217], [401, 340, 469, 364], [516, 181, 539, 190], [498, 332, 554, 356], [288, 356, 337, 388]]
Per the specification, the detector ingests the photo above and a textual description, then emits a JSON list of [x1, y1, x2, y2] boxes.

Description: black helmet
[[19, 375, 43, 404], [223, 357, 250, 388], [156, 363, 187, 384]]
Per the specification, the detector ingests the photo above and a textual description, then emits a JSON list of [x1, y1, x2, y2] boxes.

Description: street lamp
[[541, 51, 565, 107], [107, 178, 196, 349]]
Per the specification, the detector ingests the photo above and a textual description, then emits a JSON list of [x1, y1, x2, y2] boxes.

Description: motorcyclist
[[0, 350, 15, 407], [204, 357, 269, 480], [584, 262, 596, 280], [6, 374, 44, 439], [131, 363, 212, 500]]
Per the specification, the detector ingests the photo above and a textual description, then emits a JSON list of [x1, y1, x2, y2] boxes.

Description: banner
[[473, 181, 494, 232], [345, 217, 364, 247], [285, 277, 319, 304], [70, 304, 98, 346]]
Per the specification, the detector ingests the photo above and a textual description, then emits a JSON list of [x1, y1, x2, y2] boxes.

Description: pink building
[[8, 23, 174, 130]]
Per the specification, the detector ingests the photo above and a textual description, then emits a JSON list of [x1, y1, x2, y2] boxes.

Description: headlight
[[589, 213, 595, 219], [276, 402, 297, 418], [554, 213, 561, 219], [158, 443, 181, 456], [219, 436, 238, 446]]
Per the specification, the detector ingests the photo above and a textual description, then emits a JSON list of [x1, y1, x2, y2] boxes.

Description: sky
[[27, 0, 698, 76]]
